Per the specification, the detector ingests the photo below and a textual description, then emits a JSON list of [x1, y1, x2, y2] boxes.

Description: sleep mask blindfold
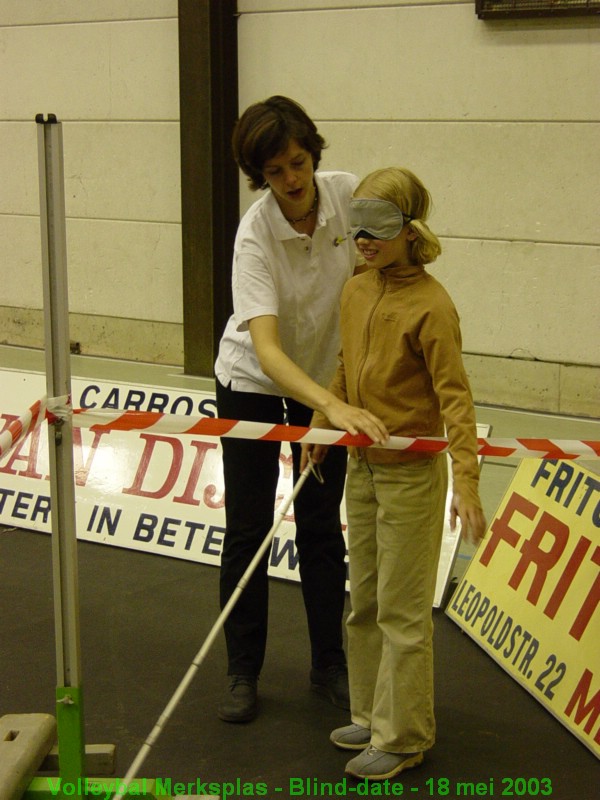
[[349, 198, 412, 240]]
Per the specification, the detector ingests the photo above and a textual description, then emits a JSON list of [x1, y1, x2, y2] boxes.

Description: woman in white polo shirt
[[214, 96, 387, 723]]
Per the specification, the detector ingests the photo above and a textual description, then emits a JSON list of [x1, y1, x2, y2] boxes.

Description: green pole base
[[56, 685, 86, 784]]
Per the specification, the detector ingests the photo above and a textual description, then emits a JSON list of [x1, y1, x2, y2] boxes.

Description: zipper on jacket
[[355, 274, 387, 457]]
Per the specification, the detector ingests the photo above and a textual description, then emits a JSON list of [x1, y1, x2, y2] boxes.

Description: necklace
[[284, 186, 318, 224]]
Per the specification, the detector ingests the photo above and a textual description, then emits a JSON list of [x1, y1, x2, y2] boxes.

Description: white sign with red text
[[0, 367, 484, 602]]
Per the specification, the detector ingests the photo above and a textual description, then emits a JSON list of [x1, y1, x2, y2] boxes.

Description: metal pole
[[36, 113, 86, 787]]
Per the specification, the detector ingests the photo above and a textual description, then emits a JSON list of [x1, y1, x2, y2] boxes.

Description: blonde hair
[[354, 167, 441, 265]]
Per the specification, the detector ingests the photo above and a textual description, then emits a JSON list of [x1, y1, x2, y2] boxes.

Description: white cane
[[113, 459, 317, 799]]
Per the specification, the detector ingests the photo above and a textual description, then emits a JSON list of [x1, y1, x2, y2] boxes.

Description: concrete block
[[464, 353, 560, 413], [0, 19, 179, 120], [323, 121, 600, 246], [3, 1, 177, 26], [0, 714, 56, 800], [0, 306, 184, 366], [560, 364, 600, 418], [40, 743, 116, 776], [438, 239, 600, 368]]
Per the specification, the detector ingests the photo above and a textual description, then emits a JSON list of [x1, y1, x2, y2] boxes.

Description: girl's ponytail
[[408, 218, 442, 266]]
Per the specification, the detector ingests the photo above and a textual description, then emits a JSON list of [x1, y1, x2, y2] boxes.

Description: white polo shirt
[[215, 171, 360, 397]]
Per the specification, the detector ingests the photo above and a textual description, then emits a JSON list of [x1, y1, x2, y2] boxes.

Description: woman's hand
[[300, 443, 330, 471], [450, 493, 487, 546]]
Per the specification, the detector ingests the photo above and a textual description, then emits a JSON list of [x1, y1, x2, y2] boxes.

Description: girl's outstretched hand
[[300, 400, 388, 471], [450, 494, 487, 546], [321, 398, 389, 446]]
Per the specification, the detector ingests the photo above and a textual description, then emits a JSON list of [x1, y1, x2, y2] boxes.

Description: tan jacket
[[312, 263, 482, 508]]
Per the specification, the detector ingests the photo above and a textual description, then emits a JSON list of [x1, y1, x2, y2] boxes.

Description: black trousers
[[216, 379, 348, 677]]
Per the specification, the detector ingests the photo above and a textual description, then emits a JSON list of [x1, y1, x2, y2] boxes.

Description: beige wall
[[237, 0, 599, 417], [0, 1, 598, 415], [0, 1, 183, 363]]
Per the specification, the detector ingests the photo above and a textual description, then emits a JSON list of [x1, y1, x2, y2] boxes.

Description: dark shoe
[[217, 675, 257, 723], [345, 746, 424, 780], [310, 664, 350, 710]]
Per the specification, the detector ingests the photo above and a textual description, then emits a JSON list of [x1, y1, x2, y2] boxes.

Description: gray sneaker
[[330, 723, 371, 751], [345, 746, 424, 780]]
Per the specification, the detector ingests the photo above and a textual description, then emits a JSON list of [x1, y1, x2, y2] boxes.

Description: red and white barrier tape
[[1, 397, 599, 462], [0, 397, 47, 461], [70, 408, 600, 460]]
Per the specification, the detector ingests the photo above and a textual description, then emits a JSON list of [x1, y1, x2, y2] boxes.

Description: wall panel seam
[[0, 18, 177, 31], [317, 119, 600, 125], [237, 2, 472, 15]]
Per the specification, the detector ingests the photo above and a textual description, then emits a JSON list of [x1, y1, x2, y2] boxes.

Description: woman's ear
[[406, 225, 418, 241]]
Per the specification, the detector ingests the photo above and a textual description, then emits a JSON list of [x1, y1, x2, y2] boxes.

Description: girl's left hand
[[450, 494, 487, 545]]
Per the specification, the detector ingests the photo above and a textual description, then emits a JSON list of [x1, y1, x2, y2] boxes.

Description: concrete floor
[[1, 346, 599, 798]]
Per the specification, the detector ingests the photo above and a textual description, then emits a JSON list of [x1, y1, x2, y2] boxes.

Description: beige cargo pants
[[345, 455, 448, 754]]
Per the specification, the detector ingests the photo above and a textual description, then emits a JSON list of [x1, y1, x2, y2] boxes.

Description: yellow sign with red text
[[447, 458, 600, 757]]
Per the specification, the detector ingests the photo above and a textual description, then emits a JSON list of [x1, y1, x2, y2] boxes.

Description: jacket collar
[[376, 263, 425, 282]]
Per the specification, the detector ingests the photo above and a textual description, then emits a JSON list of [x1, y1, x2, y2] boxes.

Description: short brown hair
[[232, 96, 327, 191]]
